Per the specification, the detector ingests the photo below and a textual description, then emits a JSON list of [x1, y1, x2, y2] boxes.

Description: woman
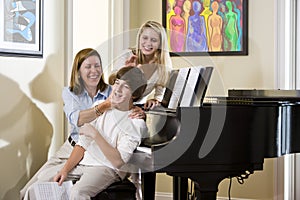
[[113, 20, 173, 110], [20, 48, 144, 199], [23, 66, 148, 199]]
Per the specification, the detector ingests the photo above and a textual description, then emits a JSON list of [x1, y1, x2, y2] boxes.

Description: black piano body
[[148, 90, 300, 200]]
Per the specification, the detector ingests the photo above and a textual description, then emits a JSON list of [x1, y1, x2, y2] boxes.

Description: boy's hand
[[53, 171, 68, 186], [79, 123, 98, 139]]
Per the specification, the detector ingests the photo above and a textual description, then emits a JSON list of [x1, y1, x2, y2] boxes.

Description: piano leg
[[167, 172, 229, 200], [192, 173, 226, 200], [173, 176, 188, 200], [142, 172, 156, 200], [193, 181, 217, 200]]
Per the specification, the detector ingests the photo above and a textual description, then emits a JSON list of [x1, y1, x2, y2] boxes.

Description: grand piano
[[140, 89, 300, 200]]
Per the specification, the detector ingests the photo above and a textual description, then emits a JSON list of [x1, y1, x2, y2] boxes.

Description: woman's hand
[[144, 99, 161, 110], [129, 106, 146, 120], [53, 171, 68, 186], [79, 123, 98, 139], [125, 55, 138, 67]]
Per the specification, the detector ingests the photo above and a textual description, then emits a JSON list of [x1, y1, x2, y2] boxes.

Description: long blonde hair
[[135, 21, 172, 86], [69, 48, 108, 95]]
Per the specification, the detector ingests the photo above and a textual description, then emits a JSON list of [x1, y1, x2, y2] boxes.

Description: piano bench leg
[[91, 178, 136, 200], [142, 172, 156, 200], [173, 176, 188, 200]]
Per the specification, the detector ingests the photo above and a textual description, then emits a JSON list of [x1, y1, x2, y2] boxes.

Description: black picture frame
[[0, 0, 43, 58], [163, 0, 248, 56]]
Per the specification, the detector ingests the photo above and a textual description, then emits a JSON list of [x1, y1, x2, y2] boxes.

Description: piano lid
[[203, 89, 300, 105], [228, 89, 300, 98]]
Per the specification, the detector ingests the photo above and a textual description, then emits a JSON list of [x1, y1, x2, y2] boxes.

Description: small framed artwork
[[0, 0, 43, 58], [163, 0, 248, 56]]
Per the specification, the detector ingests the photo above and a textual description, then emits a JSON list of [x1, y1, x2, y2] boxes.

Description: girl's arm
[[53, 146, 85, 185]]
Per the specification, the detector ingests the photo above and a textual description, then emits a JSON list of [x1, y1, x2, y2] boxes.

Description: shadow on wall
[[0, 73, 53, 200], [30, 54, 63, 103]]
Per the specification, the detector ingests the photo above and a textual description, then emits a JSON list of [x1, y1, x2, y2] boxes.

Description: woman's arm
[[62, 87, 111, 127], [77, 99, 111, 126], [53, 145, 85, 185]]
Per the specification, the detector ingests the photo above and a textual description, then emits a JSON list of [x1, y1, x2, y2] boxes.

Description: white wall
[[72, 0, 111, 80]]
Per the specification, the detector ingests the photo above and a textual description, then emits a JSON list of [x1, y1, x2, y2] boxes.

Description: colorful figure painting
[[164, 0, 248, 56]]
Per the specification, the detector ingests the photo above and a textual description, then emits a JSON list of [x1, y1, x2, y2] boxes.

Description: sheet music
[[168, 67, 190, 109], [33, 181, 73, 200], [180, 66, 203, 107]]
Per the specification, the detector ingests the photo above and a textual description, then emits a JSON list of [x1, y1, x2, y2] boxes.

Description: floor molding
[[155, 192, 256, 200], [155, 192, 172, 200]]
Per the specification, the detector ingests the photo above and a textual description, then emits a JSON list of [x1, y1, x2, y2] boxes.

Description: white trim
[[285, 0, 296, 89], [284, 154, 295, 200], [274, 1, 285, 199], [283, 1, 296, 200], [275, 0, 286, 89], [295, 155, 300, 199], [297, 0, 300, 88], [65, 0, 73, 86], [64, 0, 73, 140], [275, 0, 296, 89], [275, 1, 297, 200], [295, 2, 300, 200], [109, 0, 130, 73]]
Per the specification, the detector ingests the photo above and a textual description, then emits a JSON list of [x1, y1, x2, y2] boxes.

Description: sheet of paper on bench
[[33, 180, 73, 200], [180, 66, 203, 107], [168, 67, 190, 109], [137, 146, 152, 154]]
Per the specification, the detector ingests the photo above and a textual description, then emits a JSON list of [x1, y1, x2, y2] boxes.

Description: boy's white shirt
[[76, 100, 147, 177]]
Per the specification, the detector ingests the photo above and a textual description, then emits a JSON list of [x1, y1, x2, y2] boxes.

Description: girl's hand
[[53, 171, 68, 186], [125, 55, 138, 67], [129, 106, 146, 119], [79, 123, 98, 139], [144, 99, 161, 110]]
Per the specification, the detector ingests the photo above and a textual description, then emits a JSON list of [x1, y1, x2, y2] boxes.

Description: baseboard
[[155, 192, 172, 200], [155, 192, 256, 200], [217, 198, 255, 200]]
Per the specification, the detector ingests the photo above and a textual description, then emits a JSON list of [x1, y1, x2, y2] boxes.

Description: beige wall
[[131, 0, 276, 199], [0, 1, 65, 199], [0, 0, 276, 199]]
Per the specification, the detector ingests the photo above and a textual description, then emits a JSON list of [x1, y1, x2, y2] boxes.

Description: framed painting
[[163, 0, 248, 56], [0, 0, 43, 58]]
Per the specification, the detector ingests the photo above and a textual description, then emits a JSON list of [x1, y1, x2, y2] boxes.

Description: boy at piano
[[23, 66, 148, 200]]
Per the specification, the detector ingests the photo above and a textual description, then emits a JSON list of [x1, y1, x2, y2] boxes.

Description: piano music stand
[[140, 66, 214, 200]]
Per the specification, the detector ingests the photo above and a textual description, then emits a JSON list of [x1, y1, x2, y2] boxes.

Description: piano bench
[[91, 178, 136, 200]]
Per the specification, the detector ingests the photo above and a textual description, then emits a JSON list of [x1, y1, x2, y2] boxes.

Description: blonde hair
[[135, 21, 172, 86], [69, 48, 108, 95]]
